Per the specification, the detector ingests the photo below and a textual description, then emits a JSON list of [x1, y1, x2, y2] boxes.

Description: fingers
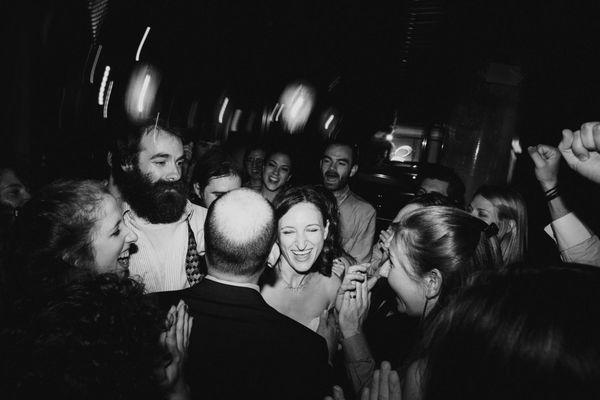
[[389, 370, 401, 400], [580, 121, 600, 151], [371, 369, 381, 400], [527, 145, 545, 167], [332, 385, 345, 400], [571, 130, 590, 160], [360, 388, 370, 400], [176, 300, 186, 353], [558, 129, 574, 152], [380, 361, 391, 400]]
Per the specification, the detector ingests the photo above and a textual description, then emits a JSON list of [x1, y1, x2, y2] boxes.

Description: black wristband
[[545, 185, 559, 201]]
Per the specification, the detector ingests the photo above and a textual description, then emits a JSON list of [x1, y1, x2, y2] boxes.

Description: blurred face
[[468, 194, 499, 225], [199, 174, 242, 208], [245, 149, 266, 181], [0, 169, 31, 210], [418, 178, 449, 196], [278, 202, 329, 273], [262, 153, 292, 192], [91, 194, 138, 274], [387, 240, 428, 316], [320, 144, 357, 191]]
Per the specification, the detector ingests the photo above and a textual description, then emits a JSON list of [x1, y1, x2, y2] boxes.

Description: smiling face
[[90, 194, 138, 275], [468, 194, 499, 225], [262, 152, 292, 193], [387, 240, 429, 316], [278, 202, 329, 274]]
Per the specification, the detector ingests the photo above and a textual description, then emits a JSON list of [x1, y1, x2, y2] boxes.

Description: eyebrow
[[150, 153, 171, 160]]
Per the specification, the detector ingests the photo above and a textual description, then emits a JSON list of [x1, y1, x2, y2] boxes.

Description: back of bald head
[[205, 188, 275, 277]]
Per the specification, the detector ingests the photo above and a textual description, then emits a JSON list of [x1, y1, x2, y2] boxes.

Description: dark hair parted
[[393, 206, 503, 316], [421, 265, 600, 400], [417, 164, 465, 208], [12, 180, 110, 282], [204, 189, 276, 277], [273, 185, 340, 276], [110, 122, 184, 176], [191, 146, 241, 191], [1, 273, 167, 400]]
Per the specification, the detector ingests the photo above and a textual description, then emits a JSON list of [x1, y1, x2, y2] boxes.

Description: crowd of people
[[1, 120, 600, 399]]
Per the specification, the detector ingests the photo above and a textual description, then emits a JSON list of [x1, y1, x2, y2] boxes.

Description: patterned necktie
[[185, 219, 205, 286]]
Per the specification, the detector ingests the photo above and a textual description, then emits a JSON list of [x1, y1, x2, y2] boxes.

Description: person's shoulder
[[147, 287, 194, 311], [348, 191, 376, 215]]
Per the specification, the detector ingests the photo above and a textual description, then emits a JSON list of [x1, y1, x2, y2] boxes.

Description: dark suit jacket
[[152, 278, 332, 400]]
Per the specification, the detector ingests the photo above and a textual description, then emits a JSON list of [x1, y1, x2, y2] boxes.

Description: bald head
[[205, 188, 275, 277]]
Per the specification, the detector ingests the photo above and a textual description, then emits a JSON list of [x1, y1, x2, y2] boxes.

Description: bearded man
[[109, 124, 207, 292], [320, 140, 376, 263]]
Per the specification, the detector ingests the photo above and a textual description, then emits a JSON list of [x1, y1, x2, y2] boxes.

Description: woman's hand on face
[[338, 280, 371, 339], [378, 227, 394, 252], [335, 263, 369, 312], [159, 300, 193, 399]]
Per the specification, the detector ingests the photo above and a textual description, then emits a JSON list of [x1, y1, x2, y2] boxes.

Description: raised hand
[[338, 280, 371, 339], [360, 361, 402, 400], [558, 122, 600, 184], [159, 300, 193, 399], [335, 263, 369, 312], [527, 144, 561, 191]]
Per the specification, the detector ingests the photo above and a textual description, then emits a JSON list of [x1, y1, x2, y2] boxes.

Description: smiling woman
[[261, 185, 343, 331], [7, 180, 137, 297], [260, 149, 293, 203]]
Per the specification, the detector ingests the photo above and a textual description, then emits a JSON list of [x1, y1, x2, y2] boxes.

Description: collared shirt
[[204, 274, 260, 292], [544, 212, 600, 267], [124, 201, 208, 293], [336, 188, 377, 264]]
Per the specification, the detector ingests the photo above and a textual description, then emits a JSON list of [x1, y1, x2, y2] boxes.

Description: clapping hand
[[324, 361, 402, 400], [159, 300, 193, 399]]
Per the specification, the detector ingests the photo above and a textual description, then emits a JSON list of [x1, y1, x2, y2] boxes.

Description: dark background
[[3, 0, 600, 263]]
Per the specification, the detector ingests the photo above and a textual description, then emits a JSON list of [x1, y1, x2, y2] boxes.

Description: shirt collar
[[204, 275, 260, 292], [333, 185, 351, 206]]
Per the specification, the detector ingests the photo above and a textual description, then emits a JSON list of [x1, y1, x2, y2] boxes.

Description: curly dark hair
[[273, 185, 341, 276], [1, 273, 167, 400]]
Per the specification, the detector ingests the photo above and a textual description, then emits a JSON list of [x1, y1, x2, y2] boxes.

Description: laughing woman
[[260, 149, 293, 203], [261, 185, 343, 331], [7, 180, 138, 297]]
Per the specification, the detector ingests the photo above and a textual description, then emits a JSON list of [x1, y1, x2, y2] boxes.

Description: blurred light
[[137, 74, 151, 113], [385, 133, 393, 141], [218, 97, 229, 124], [90, 44, 102, 84], [231, 109, 242, 132], [103, 80, 113, 118], [279, 82, 315, 133], [97, 65, 110, 105], [324, 114, 334, 130], [392, 145, 413, 162], [274, 104, 284, 122], [135, 27, 151, 61], [511, 138, 522, 154], [125, 63, 161, 122]]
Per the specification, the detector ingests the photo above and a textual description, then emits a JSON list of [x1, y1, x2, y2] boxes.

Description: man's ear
[[266, 242, 281, 268], [424, 268, 443, 299], [349, 164, 358, 178]]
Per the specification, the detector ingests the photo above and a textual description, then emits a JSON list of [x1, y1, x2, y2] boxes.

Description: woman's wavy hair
[[273, 185, 340, 276], [10, 180, 110, 289], [420, 265, 600, 400], [392, 206, 503, 319], [1, 273, 167, 400], [473, 185, 528, 266]]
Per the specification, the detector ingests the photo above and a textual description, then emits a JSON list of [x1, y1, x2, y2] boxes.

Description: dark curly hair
[[273, 185, 339, 276], [1, 273, 167, 400]]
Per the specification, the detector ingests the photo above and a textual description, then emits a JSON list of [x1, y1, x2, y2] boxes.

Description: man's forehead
[[420, 178, 449, 195], [324, 144, 352, 160], [139, 130, 183, 154]]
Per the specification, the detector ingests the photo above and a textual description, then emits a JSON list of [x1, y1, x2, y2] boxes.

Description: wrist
[[539, 180, 558, 192], [341, 327, 362, 339]]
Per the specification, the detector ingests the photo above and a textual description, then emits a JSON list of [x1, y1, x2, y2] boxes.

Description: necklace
[[279, 268, 312, 291]]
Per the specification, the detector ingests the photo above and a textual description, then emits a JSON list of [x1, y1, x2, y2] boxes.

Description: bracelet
[[544, 185, 559, 201]]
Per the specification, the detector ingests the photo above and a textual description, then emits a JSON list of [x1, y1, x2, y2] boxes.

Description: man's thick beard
[[115, 165, 188, 224]]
